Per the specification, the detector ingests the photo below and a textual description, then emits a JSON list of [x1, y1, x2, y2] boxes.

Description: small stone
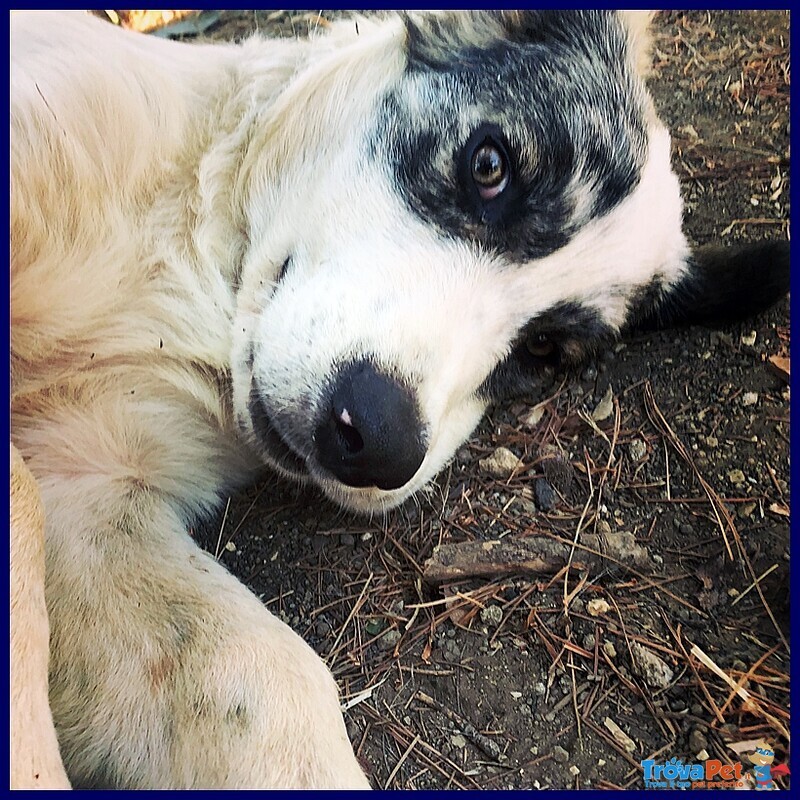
[[569, 765, 581, 777], [552, 746, 570, 764], [450, 734, 467, 749], [741, 331, 757, 346], [587, 598, 610, 617], [581, 364, 598, 382], [510, 691, 523, 700], [341, 533, 355, 546], [630, 642, 674, 689], [224, 541, 236, 552], [697, 749, 710, 762], [534, 681, 547, 696], [583, 633, 596, 651], [689, 728, 708, 755], [529, 745, 539, 756], [742, 392, 759, 407], [728, 469, 746, 485], [628, 439, 647, 462], [739, 502, 757, 519], [534, 477, 557, 511], [680, 523, 693, 535], [705, 435, 718, 449], [598, 759, 606, 768], [479, 447, 523, 478], [380, 629, 401, 650], [480, 604, 504, 627], [691, 703, 704, 716]]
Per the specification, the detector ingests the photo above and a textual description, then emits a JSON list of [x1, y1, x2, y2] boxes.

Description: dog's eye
[[525, 333, 555, 359], [471, 139, 509, 200]]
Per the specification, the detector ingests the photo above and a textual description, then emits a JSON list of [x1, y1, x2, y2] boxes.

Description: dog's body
[[10, 10, 788, 789]]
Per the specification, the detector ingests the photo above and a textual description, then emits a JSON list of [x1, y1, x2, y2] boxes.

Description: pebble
[[741, 331, 757, 346], [534, 477, 557, 511], [705, 435, 718, 448], [741, 392, 759, 407], [569, 765, 581, 777], [552, 746, 570, 764], [341, 533, 355, 546], [533, 681, 547, 696], [603, 642, 617, 659], [680, 523, 693, 535], [587, 598, 610, 617], [583, 633, 596, 650], [479, 447, 522, 478], [628, 439, 647, 462], [480, 604, 504, 627], [689, 729, 708, 756], [630, 642, 674, 689], [728, 469, 746, 485], [739, 502, 757, 519], [581, 364, 598, 382], [456, 446, 471, 464], [450, 734, 467, 749], [380, 629, 401, 650]]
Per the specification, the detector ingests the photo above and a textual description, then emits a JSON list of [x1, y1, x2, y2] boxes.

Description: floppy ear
[[627, 240, 790, 332]]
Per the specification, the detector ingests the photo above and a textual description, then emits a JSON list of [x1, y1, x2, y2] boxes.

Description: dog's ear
[[498, 10, 653, 73], [626, 240, 790, 332]]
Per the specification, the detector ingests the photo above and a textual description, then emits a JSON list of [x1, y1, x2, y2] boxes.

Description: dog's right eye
[[471, 140, 509, 200], [460, 124, 516, 222]]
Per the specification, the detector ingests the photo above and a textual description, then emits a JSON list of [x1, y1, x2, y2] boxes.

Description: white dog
[[10, 10, 788, 789]]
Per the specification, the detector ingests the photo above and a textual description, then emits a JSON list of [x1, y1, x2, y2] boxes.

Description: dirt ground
[[134, 10, 790, 789]]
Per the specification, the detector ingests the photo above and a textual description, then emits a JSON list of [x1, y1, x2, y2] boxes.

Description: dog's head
[[231, 10, 789, 512]]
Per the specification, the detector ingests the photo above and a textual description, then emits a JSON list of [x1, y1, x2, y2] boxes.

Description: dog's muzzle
[[314, 361, 427, 491]]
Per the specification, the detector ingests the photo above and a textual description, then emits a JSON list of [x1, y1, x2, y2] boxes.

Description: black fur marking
[[627, 241, 791, 331], [479, 302, 616, 402], [378, 11, 647, 261]]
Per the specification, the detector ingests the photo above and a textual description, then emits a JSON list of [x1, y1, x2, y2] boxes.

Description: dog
[[10, 9, 789, 789]]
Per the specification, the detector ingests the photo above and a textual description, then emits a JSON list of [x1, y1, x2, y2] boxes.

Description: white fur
[[11, 9, 686, 788]]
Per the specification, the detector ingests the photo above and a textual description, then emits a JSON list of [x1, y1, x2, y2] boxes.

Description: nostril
[[334, 408, 364, 454]]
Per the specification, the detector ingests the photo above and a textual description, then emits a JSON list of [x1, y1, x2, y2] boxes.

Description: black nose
[[314, 361, 426, 490]]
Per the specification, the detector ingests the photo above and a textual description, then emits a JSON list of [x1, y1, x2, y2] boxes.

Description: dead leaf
[[768, 502, 790, 517], [768, 354, 790, 383], [591, 385, 614, 422]]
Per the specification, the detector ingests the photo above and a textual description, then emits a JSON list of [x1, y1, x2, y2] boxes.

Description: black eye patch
[[479, 302, 616, 402]]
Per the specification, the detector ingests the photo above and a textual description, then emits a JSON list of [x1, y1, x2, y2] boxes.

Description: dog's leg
[[15, 396, 369, 789], [10, 444, 72, 789]]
